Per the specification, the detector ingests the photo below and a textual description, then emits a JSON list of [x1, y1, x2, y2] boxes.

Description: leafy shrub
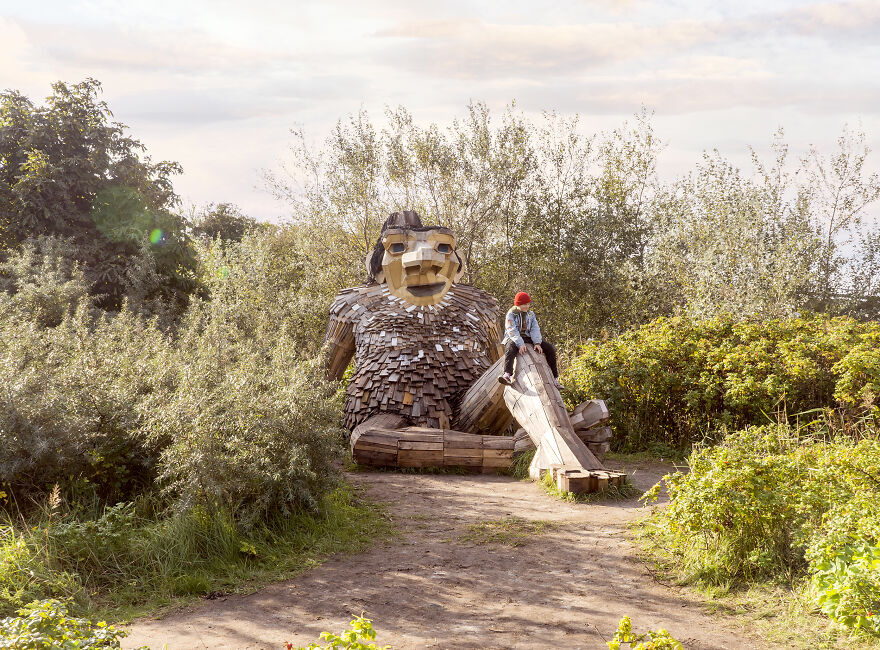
[[1, 230, 344, 524], [812, 542, 880, 635], [0, 599, 128, 649], [195, 227, 347, 352], [642, 424, 880, 583], [607, 616, 682, 650], [642, 422, 880, 635], [0, 236, 91, 328], [290, 615, 389, 650], [142, 306, 344, 527], [564, 314, 878, 450], [0, 303, 171, 501]]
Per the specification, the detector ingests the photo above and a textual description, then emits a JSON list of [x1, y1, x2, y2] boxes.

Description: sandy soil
[[125, 460, 761, 649]]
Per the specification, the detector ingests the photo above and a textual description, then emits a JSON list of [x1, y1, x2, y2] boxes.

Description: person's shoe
[[553, 378, 563, 389], [498, 372, 513, 385]]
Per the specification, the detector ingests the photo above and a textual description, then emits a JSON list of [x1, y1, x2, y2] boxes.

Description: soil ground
[[125, 459, 762, 649]]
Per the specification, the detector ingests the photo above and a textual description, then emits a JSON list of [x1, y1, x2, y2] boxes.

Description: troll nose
[[402, 243, 442, 272]]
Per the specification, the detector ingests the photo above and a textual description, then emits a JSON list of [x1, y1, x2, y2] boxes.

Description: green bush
[[0, 303, 171, 501], [0, 599, 128, 649], [642, 424, 880, 583], [0, 236, 91, 328], [1, 230, 344, 524], [142, 304, 344, 527], [812, 542, 880, 635], [564, 314, 878, 450], [642, 423, 880, 635]]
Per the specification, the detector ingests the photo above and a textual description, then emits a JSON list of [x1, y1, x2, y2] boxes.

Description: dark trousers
[[503, 337, 558, 378]]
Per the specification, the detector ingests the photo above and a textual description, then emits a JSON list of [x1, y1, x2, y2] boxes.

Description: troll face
[[369, 225, 464, 306]]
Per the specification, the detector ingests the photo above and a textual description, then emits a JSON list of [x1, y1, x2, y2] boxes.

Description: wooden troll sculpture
[[324, 211, 624, 492]]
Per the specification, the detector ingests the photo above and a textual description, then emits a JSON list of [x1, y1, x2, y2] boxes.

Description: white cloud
[[781, 0, 880, 37], [375, 18, 726, 78]]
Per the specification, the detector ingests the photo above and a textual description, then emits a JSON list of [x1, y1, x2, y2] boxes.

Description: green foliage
[[812, 542, 880, 635], [642, 422, 880, 636], [641, 424, 880, 584], [0, 226, 344, 523], [1, 79, 194, 311], [607, 616, 683, 650], [195, 227, 341, 352], [0, 599, 128, 649], [565, 314, 879, 450], [0, 301, 170, 501], [0, 237, 91, 328], [192, 203, 262, 242], [143, 314, 344, 527], [292, 615, 389, 650]]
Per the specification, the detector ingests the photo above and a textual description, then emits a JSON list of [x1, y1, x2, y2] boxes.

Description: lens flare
[[218, 266, 230, 279], [149, 228, 164, 245]]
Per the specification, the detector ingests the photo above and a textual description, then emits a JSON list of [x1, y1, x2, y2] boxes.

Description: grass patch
[[0, 483, 393, 623], [510, 450, 535, 479], [460, 516, 557, 547]]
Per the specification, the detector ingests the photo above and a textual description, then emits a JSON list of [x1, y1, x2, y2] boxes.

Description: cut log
[[452, 356, 514, 435], [586, 441, 611, 462], [569, 399, 609, 431], [552, 466, 627, 493], [350, 415, 517, 472], [578, 426, 613, 443]]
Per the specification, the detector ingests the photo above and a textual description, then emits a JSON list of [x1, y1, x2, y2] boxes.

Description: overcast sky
[[2, 0, 879, 220]]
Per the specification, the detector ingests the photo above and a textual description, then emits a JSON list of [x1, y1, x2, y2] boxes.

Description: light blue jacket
[[503, 308, 542, 347]]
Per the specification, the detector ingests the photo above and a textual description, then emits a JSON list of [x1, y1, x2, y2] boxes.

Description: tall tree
[[0, 79, 194, 310]]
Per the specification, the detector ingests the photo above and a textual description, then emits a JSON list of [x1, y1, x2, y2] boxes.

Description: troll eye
[[389, 242, 406, 254], [437, 243, 451, 254]]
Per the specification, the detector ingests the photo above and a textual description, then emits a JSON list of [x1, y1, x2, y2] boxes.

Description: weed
[[0, 599, 131, 649], [510, 450, 535, 480], [607, 615, 682, 649], [460, 517, 556, 547], [289, 614, 389, 650]]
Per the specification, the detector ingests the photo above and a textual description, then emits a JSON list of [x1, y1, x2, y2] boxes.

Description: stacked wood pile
[[550, 465, 626, 493], [351, 414, 514, 473], [570, 399, 612, 461]]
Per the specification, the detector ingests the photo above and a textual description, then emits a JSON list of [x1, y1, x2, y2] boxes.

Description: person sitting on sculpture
[[498, 291, 560, 389], [322, 210, 609, 481]]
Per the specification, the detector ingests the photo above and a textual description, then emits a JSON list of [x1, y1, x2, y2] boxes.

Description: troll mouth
[[407, 282, 445, 297]]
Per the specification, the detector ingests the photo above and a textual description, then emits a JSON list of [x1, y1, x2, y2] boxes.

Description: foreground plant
[[812, 542, 880, 636], [0, 599, 132, 649], [607, 616, 682, 650], [288, 615, 389, 650]]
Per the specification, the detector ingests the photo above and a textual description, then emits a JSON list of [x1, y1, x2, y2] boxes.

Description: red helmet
[[514, 292, 531, 306]]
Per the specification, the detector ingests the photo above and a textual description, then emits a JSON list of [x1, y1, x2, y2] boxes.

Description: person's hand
[[533, 344, 543, 354], [518, 345, 528, 355]]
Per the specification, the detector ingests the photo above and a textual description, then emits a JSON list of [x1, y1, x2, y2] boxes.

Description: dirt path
[[125, 460, 760, 649]]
